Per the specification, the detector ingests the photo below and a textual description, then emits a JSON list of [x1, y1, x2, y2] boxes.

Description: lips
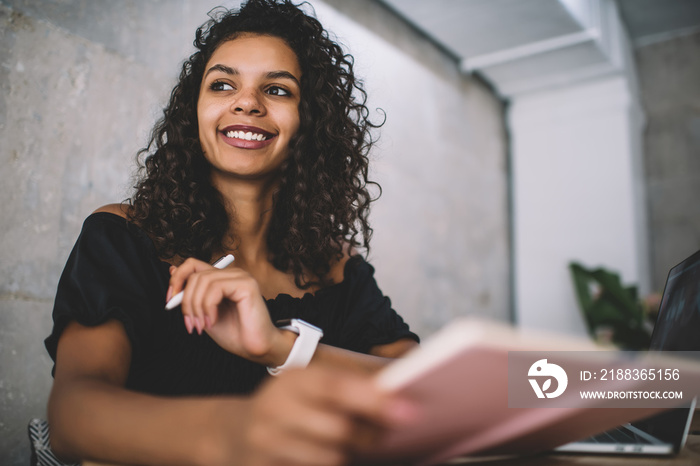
[[219, 125, 276, 149]]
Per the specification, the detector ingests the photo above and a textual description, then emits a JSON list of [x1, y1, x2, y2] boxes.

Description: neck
[[211, 171, 279, 267]]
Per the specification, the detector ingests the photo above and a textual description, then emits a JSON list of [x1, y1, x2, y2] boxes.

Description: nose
[[231, 88, 264, 115]]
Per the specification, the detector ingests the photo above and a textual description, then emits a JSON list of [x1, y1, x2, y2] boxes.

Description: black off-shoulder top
[[45, 212, 418, 395]]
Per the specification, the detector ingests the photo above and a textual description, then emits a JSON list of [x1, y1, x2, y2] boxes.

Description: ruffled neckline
[[89, 212, 362, 305], [264, 255, 362, 303]]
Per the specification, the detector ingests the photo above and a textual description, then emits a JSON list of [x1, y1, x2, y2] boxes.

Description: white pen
[[164, 254, 235, 310]]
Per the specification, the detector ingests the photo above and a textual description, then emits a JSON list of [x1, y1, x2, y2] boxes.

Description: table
[[446, 435, 700, 465]]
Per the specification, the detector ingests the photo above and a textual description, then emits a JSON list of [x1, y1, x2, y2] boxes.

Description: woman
[[45, 0, 419, 465]]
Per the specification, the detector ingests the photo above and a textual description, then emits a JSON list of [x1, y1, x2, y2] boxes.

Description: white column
[[509, 74, 648, 334]]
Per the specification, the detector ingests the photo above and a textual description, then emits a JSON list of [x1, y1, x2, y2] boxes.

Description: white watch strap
[[267, 319, 323, 376]]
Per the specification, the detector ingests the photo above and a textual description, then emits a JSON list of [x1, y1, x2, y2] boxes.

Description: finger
[[248, 399, 351, 466], [196, 271, 249, 329], [180, 270, 206, 334], [280, 391, 387, 453], [255, 371, 384, 462], [296, 367, 420, 428], [275, 395, 357, 448], [296, 369, 385, 419], [201, 275, 230, 328], [208, 273, 267, 323], [346, 418, 384, 452], [187, 270, 215, 335], [188, 270, 251, 334], [168, 257, 213, 296]]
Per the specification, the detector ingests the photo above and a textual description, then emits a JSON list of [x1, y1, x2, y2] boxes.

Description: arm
[[311, 339, 419, 374], [48, 320, 244, 466], [49, 320, 411, 466], [168, 258, 418, 375]]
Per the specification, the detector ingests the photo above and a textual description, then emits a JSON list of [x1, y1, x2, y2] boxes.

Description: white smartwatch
[[267, 319, 324, 376]]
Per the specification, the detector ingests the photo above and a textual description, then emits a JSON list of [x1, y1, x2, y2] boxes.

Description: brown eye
[[266, 86, 290, 96], [210, 81, 234, 91]]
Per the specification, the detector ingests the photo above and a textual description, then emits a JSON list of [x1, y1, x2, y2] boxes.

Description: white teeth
[[225, 130, 268, 141]]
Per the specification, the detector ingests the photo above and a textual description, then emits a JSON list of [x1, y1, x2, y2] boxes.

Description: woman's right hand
[[167, 258, 294, 366], [213, 364, 418, 466]]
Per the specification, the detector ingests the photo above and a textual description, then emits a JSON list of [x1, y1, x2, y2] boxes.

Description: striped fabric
[[27, 419, 79, 466]]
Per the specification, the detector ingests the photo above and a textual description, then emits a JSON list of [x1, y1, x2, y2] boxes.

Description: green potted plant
[[569, 262, 658, 350]]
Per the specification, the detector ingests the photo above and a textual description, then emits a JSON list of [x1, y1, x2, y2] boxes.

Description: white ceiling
[[379, 0, 700, 97]]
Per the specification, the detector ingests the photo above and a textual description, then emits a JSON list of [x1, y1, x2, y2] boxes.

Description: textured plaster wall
[[315, 0, 511, 335], [0, 1, 203, 462], [0, 0, 510, 463], [636, 32, 700, 291]]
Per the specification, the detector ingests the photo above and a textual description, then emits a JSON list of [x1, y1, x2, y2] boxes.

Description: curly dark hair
[[129, 0, 382, 288]]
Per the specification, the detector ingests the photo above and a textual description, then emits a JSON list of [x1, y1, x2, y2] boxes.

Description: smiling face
[[197, 33, 302, 182]]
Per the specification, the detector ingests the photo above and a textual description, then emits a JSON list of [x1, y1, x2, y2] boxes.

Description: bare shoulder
[[92, 203, 177, 265], [92, 203, 131, 219]]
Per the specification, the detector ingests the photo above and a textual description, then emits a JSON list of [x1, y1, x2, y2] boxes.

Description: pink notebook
[[363, 318, 699, 465]]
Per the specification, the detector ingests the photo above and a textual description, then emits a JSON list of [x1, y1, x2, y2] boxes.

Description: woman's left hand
[[167, 258, 294, 366]]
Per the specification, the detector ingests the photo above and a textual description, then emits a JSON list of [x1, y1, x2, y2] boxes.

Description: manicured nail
[[166, 286, 173, 302], [195, 318, 203, 335], [204, 316, 213, 330], [184, 315, 193, 334]]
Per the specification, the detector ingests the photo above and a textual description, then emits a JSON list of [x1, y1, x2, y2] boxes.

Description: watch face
[[274, 319, 294, 328]]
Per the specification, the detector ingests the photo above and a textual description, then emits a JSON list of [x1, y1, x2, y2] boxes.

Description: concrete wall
[[0, 0, 510, 463], [0, 1, 210, 462], [636, 31, 700, 291], [316, 0, 511, 335]]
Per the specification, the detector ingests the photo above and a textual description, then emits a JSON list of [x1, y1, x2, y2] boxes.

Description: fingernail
[[184, 315, 193, 334], [195, 318, 203, 335], [204, 316, 212, 330], [166, 286, 173, 302]]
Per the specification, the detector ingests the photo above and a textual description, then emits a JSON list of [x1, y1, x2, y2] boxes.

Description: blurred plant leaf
[[569, 262, 651, 350]]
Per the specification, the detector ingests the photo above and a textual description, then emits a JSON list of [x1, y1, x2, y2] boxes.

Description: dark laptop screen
[[632, 249, 700, 450], [650, 249, 700, 352]]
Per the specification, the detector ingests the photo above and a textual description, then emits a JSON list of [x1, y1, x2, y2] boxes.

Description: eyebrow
[[204, 64, 301, 87]]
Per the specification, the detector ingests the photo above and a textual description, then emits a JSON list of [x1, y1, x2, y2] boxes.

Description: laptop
[[556, 249, 700, 455]]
